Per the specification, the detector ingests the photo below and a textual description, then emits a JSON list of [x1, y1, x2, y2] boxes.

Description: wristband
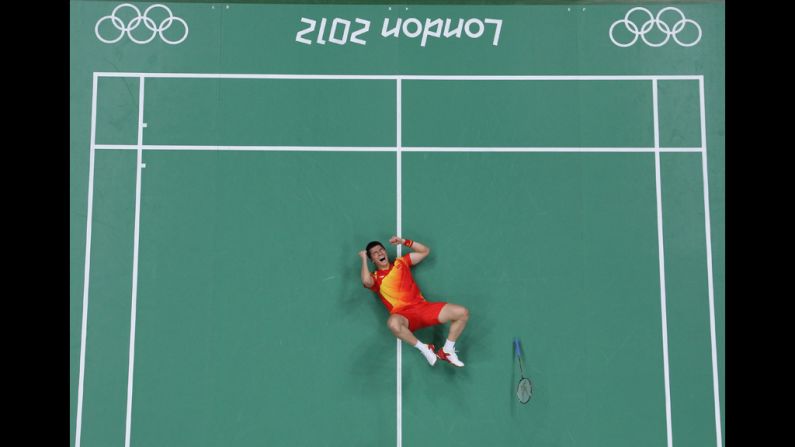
[[403, 239, 414, 248]]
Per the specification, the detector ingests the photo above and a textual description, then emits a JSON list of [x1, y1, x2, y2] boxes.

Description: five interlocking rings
[[95, 3, 189, 45], [609, 7, 701, 48], [95, 4, 700, 49]]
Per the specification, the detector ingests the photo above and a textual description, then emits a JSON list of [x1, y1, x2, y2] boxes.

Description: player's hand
[[389, 236, 404, 246], [358, 250, 368, 260]]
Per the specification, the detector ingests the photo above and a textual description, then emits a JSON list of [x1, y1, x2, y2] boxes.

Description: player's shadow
[[411, 321, 476, 378], [403, 295, 501, 413]]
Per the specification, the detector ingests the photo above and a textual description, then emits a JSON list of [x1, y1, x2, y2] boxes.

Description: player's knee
[[386, 317, 402, 333], [459, 306, 470, 321]]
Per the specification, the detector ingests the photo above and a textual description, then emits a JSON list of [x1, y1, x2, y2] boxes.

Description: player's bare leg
[[387, 314, 437, 366], [436, 303, 469, 367], [386, 314, 417, 345], [438, 303, 470, 341]]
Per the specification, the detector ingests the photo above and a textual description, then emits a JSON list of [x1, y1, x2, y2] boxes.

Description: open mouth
[[379, 257, 386, 263]]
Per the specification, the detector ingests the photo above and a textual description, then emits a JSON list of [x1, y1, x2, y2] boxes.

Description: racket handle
[[513, 337, 521, 357]]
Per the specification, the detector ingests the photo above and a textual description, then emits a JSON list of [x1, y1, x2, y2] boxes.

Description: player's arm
[[389, 236, 430, 266], [359, 250, 375, 288]]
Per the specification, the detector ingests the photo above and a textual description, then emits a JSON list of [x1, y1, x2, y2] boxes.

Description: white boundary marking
[[95, 144, 396, 152], [93, 144, 703, 153], [124, 77, 146, 447], [395, 78, 403, 447], [652, 79, 674, 447], [75, 72, 723, 447], [699, 78, 723, 447], [74, 73, 100, 447], [403, 147, 702, 153], [94, 72, 702, 81]]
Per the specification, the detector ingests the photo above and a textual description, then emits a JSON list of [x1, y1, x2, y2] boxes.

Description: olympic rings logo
[[609, 7, 701, 48], [95, 3, 189, 45]]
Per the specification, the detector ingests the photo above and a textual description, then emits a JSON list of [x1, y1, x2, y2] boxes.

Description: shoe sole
[[440, 360, 464, 367], [426, 344, 437, 366], [436, 351, 464, 367]]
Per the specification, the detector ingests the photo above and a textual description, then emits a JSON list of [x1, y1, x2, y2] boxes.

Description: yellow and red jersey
[[367, 254, 426, 313]]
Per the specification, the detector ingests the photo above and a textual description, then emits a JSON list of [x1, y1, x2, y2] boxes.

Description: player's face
[[368, 245, 389, 269]]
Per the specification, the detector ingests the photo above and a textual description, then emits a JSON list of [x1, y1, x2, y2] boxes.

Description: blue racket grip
[[513, 338, 521, 358]]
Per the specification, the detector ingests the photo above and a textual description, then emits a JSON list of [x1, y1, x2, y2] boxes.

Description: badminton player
[[358, 236, 469, 367]]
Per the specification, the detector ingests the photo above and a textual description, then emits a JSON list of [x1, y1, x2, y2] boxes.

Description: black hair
[[365, 241, 385, 261]]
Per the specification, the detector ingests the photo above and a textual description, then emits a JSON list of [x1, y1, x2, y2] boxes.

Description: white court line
[[402, 147, 703, 153], [95, 72, 703, 81], [74, 72, 100, 447], [94, 145, 396, 152], [124, 77, 146, 447], [395, 78, 403, 447], [93, 144, 703, 153], [700, 78, 724, 447], [79, 72, 720, 447], [653, 79, 674, 447]]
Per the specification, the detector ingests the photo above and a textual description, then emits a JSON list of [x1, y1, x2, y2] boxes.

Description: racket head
[[516, 377, 533, 404]]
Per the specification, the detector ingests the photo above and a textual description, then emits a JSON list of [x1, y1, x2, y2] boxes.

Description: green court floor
[[71, 3, 724, 447]]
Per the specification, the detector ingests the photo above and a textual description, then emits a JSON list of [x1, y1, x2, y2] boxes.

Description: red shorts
[[393, 301, 447, 332]]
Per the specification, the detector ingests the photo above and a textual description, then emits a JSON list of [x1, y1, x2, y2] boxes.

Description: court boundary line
[[123, 77, 146, 447], [699, 78, 723, 447], [93, 72, 702, 81], [396, 78, 403, 447], [74, 72, 722, 447], [652, 79, 674, 447], [93, 144, 704, 153], [74, 73, 99, 447]]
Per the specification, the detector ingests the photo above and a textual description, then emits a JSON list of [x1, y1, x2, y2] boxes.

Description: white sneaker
[[437, 347, 465, 367], [420, 344, 438, 366]]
